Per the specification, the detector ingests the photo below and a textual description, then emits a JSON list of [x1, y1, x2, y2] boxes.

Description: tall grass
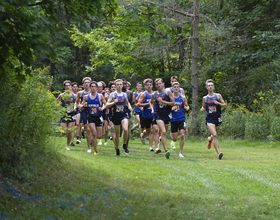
[[1, 137, 279, 220]]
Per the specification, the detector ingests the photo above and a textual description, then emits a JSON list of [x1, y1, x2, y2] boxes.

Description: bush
[[220, 105, 247, 139], [0, 68, 60, 181]]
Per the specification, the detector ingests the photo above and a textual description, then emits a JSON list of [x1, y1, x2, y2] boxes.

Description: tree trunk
[[191, 0, 199, 134]]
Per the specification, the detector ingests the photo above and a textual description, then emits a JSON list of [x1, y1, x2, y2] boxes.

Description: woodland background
[[1, 0, 280, 180]]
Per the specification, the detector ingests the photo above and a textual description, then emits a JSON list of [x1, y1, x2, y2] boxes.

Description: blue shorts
[[206, 116, 222, 127], [80, 110, 88, 124], [154, 113, 170, 124], [111, 115, 129, 126]]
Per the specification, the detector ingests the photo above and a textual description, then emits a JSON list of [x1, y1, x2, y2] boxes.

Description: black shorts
[[206, 116, 222, 127], [88, 115, 103, 127], [171, 120, 185, 133], [155, 113, 170, 124], [142, 117, 153, 129]]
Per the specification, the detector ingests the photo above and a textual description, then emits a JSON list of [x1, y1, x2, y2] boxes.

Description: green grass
[[1, 136, 280, 220]]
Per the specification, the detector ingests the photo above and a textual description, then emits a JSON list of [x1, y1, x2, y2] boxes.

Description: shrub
[[0, 68, 60, 181]]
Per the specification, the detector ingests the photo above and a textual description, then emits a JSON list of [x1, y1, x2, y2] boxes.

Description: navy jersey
[[205, 93, 222, 117], [112, 92, 128, 116], [87, 94, 102, 117], [61, 92, 75, 113], [142, 91, 153, 118], [80, 90, 90, 112], [154, 90, 171, 115], [170, 94, 186, 122]]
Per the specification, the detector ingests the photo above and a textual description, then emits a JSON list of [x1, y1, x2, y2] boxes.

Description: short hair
[[114, 79, 123, 84], [143, 78, 153, 85], [127, 81, 131, 86], [205, 79, 214, 85], [172, 82, 180, 87], [170, 76, 178, 82], [82, 77, 92, 83], [108, 81, 115, 89], [155, 78, 163, 84], [136, 82, 142, 86], [98, 81, 106, 89], [63, 80, 71, 86], [72, 82, 79, 87], [90, 81, 98, 87]]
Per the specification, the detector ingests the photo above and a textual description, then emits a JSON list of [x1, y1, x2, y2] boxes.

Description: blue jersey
[[142, 91, 153, 118], [112, 92, 128, 116], [205, 93, 221, 117], [133, 91, 143, 114], [170, 95, 186, 122], [87, 94, 102, 116], [154, 90, 171, 115]]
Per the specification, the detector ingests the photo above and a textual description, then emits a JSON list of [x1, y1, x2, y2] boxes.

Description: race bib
[[208, 106, 217, 113], [116, 105, 124, 112], [90, 107, 99, 114]]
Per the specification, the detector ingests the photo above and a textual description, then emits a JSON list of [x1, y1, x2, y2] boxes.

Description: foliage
[[0, 68, 60, 181], [0, 0, 118, 83]]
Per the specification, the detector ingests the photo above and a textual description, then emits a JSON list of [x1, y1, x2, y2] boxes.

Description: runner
[[76, 77, 92, 152], [56, 80, 79, 150], [200, 79, 227, 159], [82, 81, 106, 155], [170, 82, 189, 158], [151, 78, 175, 159], [136, 78, 160, 152], [106, 79, 132, 156]]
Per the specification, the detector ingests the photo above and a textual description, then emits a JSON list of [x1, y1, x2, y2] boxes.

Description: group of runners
[[57, 76, 226, 159]]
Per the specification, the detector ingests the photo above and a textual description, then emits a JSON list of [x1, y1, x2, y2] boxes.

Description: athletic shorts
[[80, 110, 88, 124], [154, 113, 170, 124], [171, 120, 185, 133], [60, 116, 74, 123], [206, 116, 222, 127], [88, 115, 103, 127], [141, 117, 153, 129], [111, 115, 129, 126], [139, 114, 145, 129]]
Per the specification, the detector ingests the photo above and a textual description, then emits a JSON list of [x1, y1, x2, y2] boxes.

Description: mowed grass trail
[[1, 136, 280, 220]]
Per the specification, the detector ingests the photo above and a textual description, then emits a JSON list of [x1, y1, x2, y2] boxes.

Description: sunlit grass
[[1, 137, 280, 219]]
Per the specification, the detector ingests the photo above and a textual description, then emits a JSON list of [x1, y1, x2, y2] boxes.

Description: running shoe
[[87, 149, 92, 153], [123, 144, 129, 154], [70, 142, 75, 146], [165, 151, 170, 159], [104, 142, 108, 145], [178, 153, 184, 158], [140, 133, 146, 145], [115, 148, 120, 156], [218, 152, 223, 160], [94, 150, 99, 155], [66, 146, 70, 151], [76, 138, 81, 144], [207, 141, 212, 149], [149, 147, 154, 152], [155, 148, 161, 154], [170, 141, 176, 149]]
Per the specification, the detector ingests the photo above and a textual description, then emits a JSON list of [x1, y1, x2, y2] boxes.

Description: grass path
[[1, 137, 280, 219]]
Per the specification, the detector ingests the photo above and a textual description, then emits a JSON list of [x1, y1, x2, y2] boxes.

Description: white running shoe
[[140, 133, 146, 145], [179, 153, 184, 158], [66, 146, 70, 151], [104, 142, 108, 145], [170, 141, 176, 149], [87, 149, 92, 153]]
